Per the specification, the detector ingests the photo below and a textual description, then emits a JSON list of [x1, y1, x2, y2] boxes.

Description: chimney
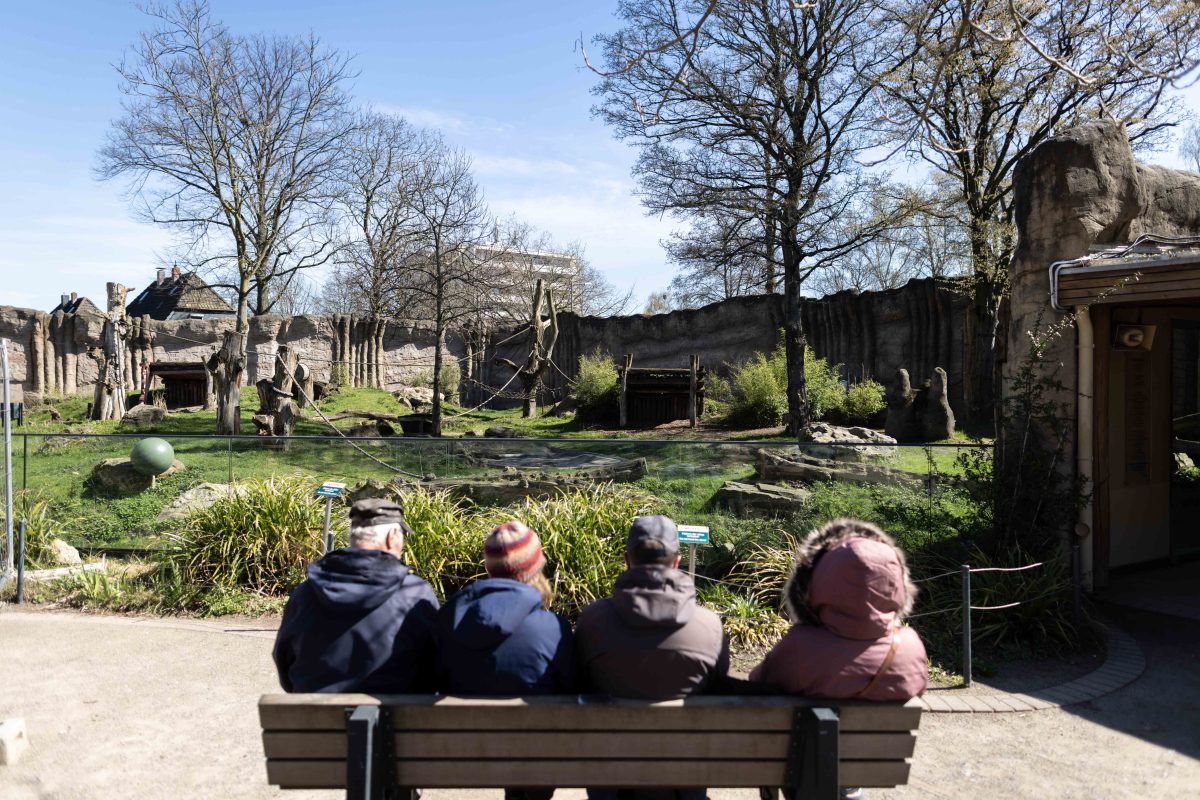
[[60, 293, 71, 310], [157, 268, 166, 285], [172, 265, 182, 280], [71, 292, 78, 302]]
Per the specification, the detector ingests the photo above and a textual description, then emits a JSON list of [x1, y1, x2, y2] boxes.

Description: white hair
[[349, 522, 400, 549]]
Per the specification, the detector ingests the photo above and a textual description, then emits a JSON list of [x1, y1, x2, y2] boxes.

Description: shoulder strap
[[852, 627, 900, 699]]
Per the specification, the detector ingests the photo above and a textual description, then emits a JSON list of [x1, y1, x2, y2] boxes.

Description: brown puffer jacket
[[575, 565, 728, 699]]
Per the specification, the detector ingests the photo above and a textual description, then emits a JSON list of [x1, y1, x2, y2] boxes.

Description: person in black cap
[[273, 498, 440, 693], [574, 514, 728, 800]]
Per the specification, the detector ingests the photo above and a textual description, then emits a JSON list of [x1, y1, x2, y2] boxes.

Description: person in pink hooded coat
[[749, 518, 928, 701]]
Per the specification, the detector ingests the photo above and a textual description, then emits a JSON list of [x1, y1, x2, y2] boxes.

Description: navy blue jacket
[[273, 548, 439, 693], [436, 578, 576, 695]]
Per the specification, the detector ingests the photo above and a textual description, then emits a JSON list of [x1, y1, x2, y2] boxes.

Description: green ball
[[130, 437, 175, 476]]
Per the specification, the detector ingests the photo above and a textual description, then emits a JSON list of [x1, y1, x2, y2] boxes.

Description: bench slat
[[263, 731, 916, 761], [266, 758, 911, 789], [258, 695, 921, 733]]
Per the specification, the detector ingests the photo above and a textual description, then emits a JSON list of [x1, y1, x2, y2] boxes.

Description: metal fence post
[[961, 564, 972, 687], [16, 519, 25, 604], [1071, 543, 1083, 632]]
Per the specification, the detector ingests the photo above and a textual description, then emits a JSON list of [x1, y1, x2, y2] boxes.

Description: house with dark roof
[[126, 267, 235, 321], [49, 292, 104, 318]]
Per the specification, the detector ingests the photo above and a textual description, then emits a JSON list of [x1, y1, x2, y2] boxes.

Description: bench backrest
[[260, 694, 921, 793]]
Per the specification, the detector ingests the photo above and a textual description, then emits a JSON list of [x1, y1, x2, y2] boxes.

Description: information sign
[[315, 481, 346, 499], [677, 524, 710, 545]]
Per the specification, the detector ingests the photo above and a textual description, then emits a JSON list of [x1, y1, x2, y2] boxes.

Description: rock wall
[[480, 277, 968, 417], [2, 277, 967, 414], [0, 308, 448, 403]]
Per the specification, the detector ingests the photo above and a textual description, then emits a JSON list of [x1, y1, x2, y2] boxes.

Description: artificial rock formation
[[884, 367, 955, 442], [1005, 121, 1200, 477]]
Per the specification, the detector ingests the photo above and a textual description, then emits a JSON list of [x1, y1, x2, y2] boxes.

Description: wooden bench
[[259, 694, 921, 800]]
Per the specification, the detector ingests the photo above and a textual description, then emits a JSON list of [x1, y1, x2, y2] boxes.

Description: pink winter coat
[[749, 537, 928, 700]]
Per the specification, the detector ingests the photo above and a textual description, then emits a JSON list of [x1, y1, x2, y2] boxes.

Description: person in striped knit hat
[[436, 520, 576, 800]]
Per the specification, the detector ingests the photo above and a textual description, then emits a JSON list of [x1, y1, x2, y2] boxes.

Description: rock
[[48, 538, 82, 566], [716, 481, 812, 516], [920, 367, 955, 441], [89, 457, 184, 495], [462, 429, 484, 437], [393, 386, 435, 410], [884, 369, 916, 441], [799, 422, 897, 461], [121, 403, 166, 427], [346, 478, 399, 503], [484, 426, 519, 438], [545, 397, 577, 417], [328, 421, 395, 439], [156, 483, 242, 521], [756, 449, 927, 489], [884, 367, 955, 442]]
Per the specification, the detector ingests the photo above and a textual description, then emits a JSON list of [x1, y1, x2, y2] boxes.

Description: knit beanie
[[484, 521, 546, 582]]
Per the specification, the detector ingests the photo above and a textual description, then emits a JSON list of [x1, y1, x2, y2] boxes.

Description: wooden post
[[688, 354, 699, 429], [619, 354, 632, 428]]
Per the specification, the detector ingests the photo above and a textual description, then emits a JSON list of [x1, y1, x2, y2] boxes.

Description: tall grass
[[484, 484, 655, 614], [162, 476, 343, 593], [1, 490, 61, 568]]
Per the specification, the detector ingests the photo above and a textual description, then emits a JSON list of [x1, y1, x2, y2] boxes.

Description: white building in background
[[471, 245, 582, 324]]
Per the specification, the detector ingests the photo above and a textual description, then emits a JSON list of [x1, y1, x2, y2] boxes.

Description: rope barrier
[[969, 562, 1044, 574], [274, 353, 424, 480]]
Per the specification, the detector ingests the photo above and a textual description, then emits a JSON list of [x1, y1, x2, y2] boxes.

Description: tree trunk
[[252, 344, 299, 445], [432, 326, 445, 437], [963, 227, 1004, 429], [208, 329, 246, 435], [781, 234, 810, 436], [90, 283, 129, 421]]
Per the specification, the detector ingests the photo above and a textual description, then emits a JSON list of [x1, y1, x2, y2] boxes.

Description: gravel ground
[[1, 606, 1196, 799]]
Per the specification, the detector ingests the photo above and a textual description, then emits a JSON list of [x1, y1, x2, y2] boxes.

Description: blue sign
[[315, 481, 346, 499], [677, 524, 710, 546]]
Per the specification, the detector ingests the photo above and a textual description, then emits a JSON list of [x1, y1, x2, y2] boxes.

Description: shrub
[[841, 379, 886, 425], [724, 333, 885, 429], [163, 476, 343, 594], [571, 351, 619, 423], [440, 359, 461, 399], [727, 351, 787, 427], [804, 354, 845, 421]]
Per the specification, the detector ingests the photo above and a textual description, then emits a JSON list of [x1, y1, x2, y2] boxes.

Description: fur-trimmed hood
[[784, 519, 917, 640]]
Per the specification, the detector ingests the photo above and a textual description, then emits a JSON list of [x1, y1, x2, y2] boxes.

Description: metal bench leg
[[782, 707, 839, 800], [346, 705, 380, 800]]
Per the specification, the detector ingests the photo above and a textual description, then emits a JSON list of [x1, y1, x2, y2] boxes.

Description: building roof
[[1050, 235, 1200, 309], [49, 294, 104, 317], [126, 269, 234, 320]]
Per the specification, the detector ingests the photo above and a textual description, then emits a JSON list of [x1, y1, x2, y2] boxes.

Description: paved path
[[1, 608, 1197, 799]]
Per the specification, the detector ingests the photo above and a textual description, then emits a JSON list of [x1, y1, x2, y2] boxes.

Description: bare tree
[[97, 1, 355, 433], [333, 111, 435, 317], [1181, 123, 1200, 173], [401, 143, 499, 436], [594, 0, 906, 432], [880, 0, 1188, 423], [666, 211, 780, 308], [643, 290, 672, 315]]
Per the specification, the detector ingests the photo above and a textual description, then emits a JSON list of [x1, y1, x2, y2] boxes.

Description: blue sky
[[0, 0, 1197, 313]]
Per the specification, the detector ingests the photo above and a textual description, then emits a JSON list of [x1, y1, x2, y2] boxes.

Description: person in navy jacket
[[273, 498, 439, 694], [437, 521, 575, 800]]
